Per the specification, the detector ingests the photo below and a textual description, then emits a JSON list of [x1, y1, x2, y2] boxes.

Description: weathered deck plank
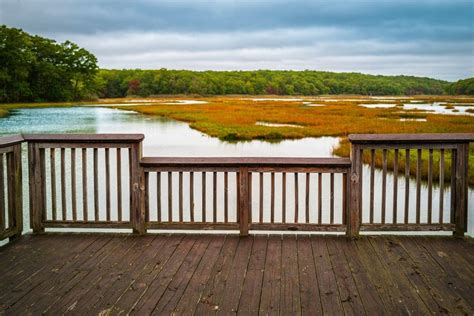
[[0, 234, 473, 315]]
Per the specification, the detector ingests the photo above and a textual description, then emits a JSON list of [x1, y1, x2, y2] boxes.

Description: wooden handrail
[[0, 135, 24, 148], [349, 133, 474, 144], [141, 157, 351, 168], [23, 134, 144, 143]]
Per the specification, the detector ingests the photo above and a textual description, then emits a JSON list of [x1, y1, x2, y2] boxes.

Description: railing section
[[349, 134, 472, 237], [0, 135, 23, 241], [24, 134, 145, 233], [0, 133, 472, 238], [141, 157, 351, 235]]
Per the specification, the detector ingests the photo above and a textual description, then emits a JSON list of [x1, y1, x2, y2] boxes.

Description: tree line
[[1, 25, 473, 103], [96, 69, 451, 98]]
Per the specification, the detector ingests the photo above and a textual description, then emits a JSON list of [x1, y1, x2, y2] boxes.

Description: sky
[[1, 0, 473, 81]]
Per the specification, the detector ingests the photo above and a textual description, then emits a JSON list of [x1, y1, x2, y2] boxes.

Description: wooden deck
[[0, 234, 473, 315]]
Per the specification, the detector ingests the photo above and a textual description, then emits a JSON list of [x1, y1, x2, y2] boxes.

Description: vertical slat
[[393, 149, 398, 224], [294, 173, 299, 223], [61, 148, 66, 221], [271, 172, 275, 224], [93, 148, 99, 221], [130, 142, 145, 234], [71, 148, 77, 221], [190, 172, 195, 223], [330, 173, 334, 224], [450, 149, 456, 225], [6, 150, 22, 235], [28, 145, 33, 229], [145, 172, 149, 222], [213, 172, 217, 223], [381, 149, 387, 224], [454, 143, 468, 236], [282, 172, 286, 224], [318, 172, 322, 224], [305, 172, 310, 224], [11, 144, 23, 238], [157, 172, 162, 222], [238, 167, 249, 236], [416, 148, 421, 224], [427, 148, 433, 224], [50, 148, 57, 221], [439, 149, 445, 223], [223, 172, 227, 223], [0, 154, 4, 231], [168, 172, 173, 222], [6, 153, 14, 228], [248, 172, 252, 224], [116, 148, 122, 222], [40, 148, 46, 224], [342, 173, 347, 225], [369, 149, 375, 223], [236, 171, 240, 223], [179, 171, 184, 222], [105, 148, 111, 221], [259, 172, 263, 223], [348, 144, 362, 237], [404, 149, 410, 224], [202, 172, 206, 222], [28, 143, 44, 232], [129, 148, 132, 222], [81, 148, 87, 222]]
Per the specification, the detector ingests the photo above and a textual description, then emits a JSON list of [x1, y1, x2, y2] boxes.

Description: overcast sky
[[1, 0, 473, 81]]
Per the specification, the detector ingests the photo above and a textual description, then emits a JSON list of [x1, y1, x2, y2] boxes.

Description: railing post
[[454, 143, 468, 237], [130, 141, 146, 234], [348, 143, 362, 238], [0, 143, 23, 241], [238, 166, 249, 236], [9, 144, 23, 240], [28, 142, 45, 233]]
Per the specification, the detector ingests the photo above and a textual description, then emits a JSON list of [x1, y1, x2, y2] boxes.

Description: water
[[359, 102, 474, 116], [0, 106, 472, 236], [402, 102, 474, 116]]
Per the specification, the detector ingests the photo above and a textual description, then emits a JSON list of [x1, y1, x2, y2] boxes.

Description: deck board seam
[[152, 235, 213, 314], [367, 236, 433, 314], [109, 234, 184, 314], [173, 235, 227, 315], [77, 235, 159, 314], [2, 235, 101, 311], [234, 235, 255, 314], [322, 236, 345, 314], [255, 235, 269, 316], [337, 237, 371, 315], [42, 236, 133, 314], [129, 235, 197, 314]]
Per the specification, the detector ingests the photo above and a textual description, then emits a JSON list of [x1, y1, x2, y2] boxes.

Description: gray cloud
[[1, 0, 473, 80]]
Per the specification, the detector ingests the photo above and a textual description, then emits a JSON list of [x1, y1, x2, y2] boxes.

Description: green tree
[[0, 25, 98, 102]]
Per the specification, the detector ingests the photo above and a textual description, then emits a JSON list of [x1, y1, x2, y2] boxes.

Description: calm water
[[0, 106, 472, 236]]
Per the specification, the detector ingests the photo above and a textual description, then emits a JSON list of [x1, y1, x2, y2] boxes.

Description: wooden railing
[[141, 157, 351, 235], [0, 133, 471, 240], [0, 135, 23, 241], [23, 134, 145, 234], [349, 134, 472, 237]]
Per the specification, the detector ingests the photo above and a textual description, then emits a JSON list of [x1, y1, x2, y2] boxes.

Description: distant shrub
[[221, 133, 239, 141]]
